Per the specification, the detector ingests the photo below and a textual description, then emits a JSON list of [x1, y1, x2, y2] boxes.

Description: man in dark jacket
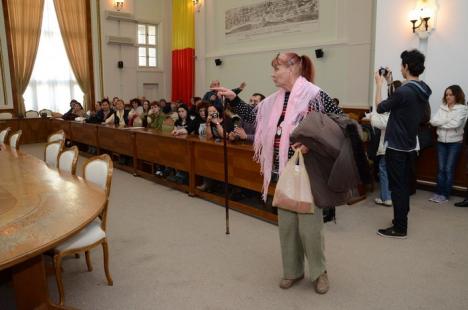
[[376, 49, 432, 239]]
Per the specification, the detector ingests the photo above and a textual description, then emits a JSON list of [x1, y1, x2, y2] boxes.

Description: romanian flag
[[172, 0, 194, 105]]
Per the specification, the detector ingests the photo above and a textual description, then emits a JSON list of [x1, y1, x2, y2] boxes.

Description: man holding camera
[[376, 49, 431, 239]]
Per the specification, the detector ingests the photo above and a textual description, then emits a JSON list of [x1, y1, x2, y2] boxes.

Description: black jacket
[[377, 80, 431, 151], [111, 109, 129, 126]]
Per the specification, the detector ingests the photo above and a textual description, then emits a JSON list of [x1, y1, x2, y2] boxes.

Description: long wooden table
[[0, 144, 107, 310]]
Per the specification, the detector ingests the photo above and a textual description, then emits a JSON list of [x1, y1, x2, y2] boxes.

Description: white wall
[[196, 0, 374, 108], [99, 0, 171, 102], [374, 0, 468, 112]]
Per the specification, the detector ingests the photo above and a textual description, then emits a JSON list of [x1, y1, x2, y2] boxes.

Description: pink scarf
[[254, 76, 321, 200]]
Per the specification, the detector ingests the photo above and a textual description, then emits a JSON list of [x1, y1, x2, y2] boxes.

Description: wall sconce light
[[409, 1, 437, 39], [113, 0, 124, 11], [192, 0, 201, 12]]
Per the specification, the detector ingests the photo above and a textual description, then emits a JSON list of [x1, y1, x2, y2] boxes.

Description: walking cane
[[221, 95, 230, 235]]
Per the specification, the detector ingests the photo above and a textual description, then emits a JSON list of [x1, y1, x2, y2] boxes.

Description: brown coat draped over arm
[[290, 112, 361, 208]]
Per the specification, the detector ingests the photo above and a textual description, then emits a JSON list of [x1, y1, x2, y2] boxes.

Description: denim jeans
[[436, 142, 463, 198], [378, 156, 391, 201]]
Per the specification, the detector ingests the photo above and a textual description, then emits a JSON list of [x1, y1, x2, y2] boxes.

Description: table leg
[[12, 255, 70, 310]]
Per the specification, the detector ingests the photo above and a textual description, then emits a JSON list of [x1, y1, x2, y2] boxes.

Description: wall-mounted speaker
[[117, 61, 124, 68], [214, 58, 223, 66], [315, 49, 324, 58]]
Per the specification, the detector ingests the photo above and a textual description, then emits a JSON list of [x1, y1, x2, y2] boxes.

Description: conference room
[[1, 0, 468, 309]]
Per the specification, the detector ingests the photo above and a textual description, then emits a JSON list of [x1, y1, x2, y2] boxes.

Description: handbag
[[272, 149, 314, 213]]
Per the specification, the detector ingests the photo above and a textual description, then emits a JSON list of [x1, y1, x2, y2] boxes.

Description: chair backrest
[[9, 130, 22, 149], [47, 130, 65, 143], [83, 154, 113, 231], [38, 109, 53, 117], [0, 112, 13, 120], [82, 154, 113, 198], [44, 140, 64, 167], [58, 146, 79, 175], [25, 110, 40, 118], [0, 127, 11, 144]]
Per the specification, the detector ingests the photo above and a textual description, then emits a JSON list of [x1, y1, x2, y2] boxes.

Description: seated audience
[[172, 104, 195, 136], [147, 101, 166, 130], [189, 97, 202, 119], [194, 100, 209, 136], [105, 99, 129, 127], [248, 93, 265, 107], [429, 85, 468, 203], [86, 101, 102, 123], [206, 104, 234, 141], [168, 101, 178, 121], [159, 98, 171, 114], [94, 98, 114, 123], [62, 101, 85, 120], [129, 98, 143, 127]]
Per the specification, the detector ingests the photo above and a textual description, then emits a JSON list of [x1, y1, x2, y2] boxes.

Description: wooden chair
[[25, 110, 40, 118], [47, 129, 65, 143], [9, 130, 22, 150], [57, 146, 79, 175], [0, 112, 13, 120], [0, 127, 11, 144], [39, 109, 53, 117], [44, 140, 64, 168], [53, 154, 114, 306]]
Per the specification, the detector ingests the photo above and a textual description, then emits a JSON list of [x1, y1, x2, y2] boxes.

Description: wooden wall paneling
[[135, 130, 190, 171], [188, 139, 196, 196], [416, 145, 467, 187], [69, 122, 98, 146], [48, 119, 71, 139], [98, 126, 134, 156], [18, 119, 48, 143]]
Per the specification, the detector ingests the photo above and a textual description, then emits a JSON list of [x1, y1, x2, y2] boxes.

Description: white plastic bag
[[272, 149, 314, 213]]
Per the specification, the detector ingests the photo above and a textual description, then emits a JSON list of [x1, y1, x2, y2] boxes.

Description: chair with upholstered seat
[[47, 129, 65, 143], [25, 110, 40, 118], [0, 127, 11, 144], [9, 130, 22, 150], [44, 140, 64, 168], [0, 112, 13, 120], [53, 154, 114, 306], [57, 146, 79, 175], [39, 109, 53, 117]]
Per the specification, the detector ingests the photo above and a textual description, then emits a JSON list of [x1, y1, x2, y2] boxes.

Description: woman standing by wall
[[429, 85, 467, 203]]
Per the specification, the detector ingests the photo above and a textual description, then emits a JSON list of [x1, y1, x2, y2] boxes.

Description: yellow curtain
[[53, 0, 93, 110], [6, 0, 44, 116]]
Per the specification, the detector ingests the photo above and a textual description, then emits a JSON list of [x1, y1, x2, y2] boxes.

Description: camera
[[378, 67, 388, 77], [211, 112, 219, 119]]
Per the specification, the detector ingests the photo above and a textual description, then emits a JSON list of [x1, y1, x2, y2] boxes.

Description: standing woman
[[429, 85, 468, 203], [215, 52, 342, 294]]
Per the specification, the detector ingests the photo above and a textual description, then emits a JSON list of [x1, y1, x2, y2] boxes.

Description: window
[[24, 0, 83, 114], [137, 24, 157, 67]]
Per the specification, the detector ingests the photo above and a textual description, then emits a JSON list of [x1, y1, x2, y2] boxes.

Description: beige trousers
[[278, 208, 326, 282]]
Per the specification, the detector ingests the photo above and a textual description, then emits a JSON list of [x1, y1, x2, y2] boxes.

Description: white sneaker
[[382, 200, 393, 206], [434, 195, 448, 203], [429, 194, 440, 202], [374, 198, 384, 205]]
